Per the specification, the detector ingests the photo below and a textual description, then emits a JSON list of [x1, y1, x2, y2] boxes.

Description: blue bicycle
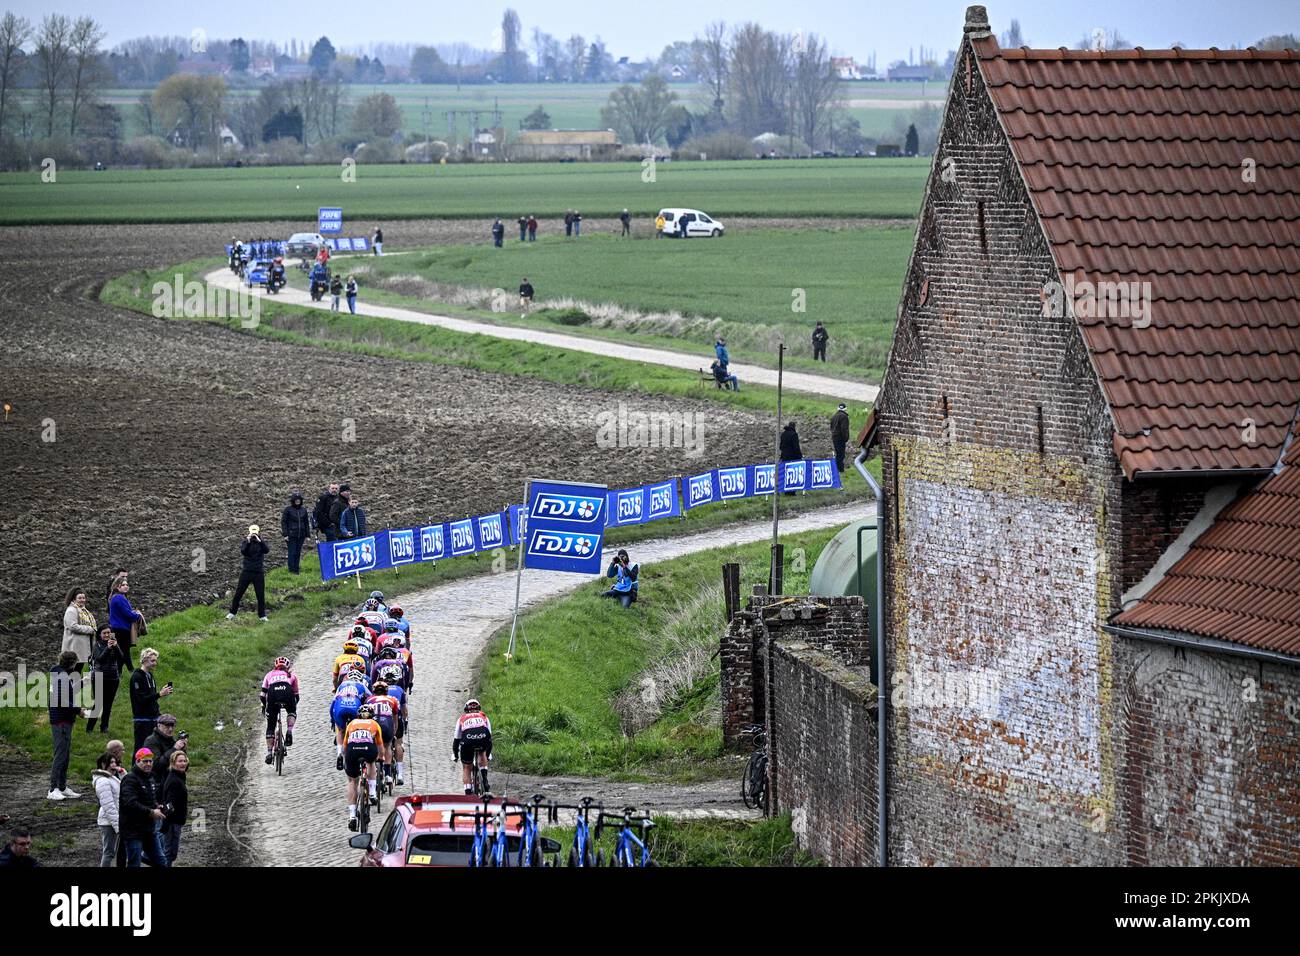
[[449, 802, 491, 867], [517, 794, 549, 867], [558, 796, 600, 867], [595, 807, 657, 867]]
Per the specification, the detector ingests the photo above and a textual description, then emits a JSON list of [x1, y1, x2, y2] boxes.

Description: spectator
[[227, 525, 270, 622], [339, 496, 367, 539], [159, 732, 188, 789], [830, 403, 851, 472], [129, 648, 173, 751], [491, 218, 505, 247], [141, 715, 176, 789], [527, 214, 538, 241], [573, 210, 582, 236], [711, 359, 739, 391], [620, 208, 631, 237], [314, 482, 340, 542], [329, 274, 343, 312], [47, 650, 82, 801], [119, 748, 169, 868], [601, 549, 639, 608], [714, 337, 730, 367], [92, 752, 121, 867], [316, 243, 330, 268], [517, 214, 527, 242], [62, 587, 96, 671], [105, 567, 127, 622], [328, 485, 352, 537], [345, 275, 358, 314], [281, 491, 311, 574], [519, 278, 534, 318], [161, 750, 189, 865], [679, 215, 688, 239], [779, 421, 803, 496], [655, 213, 666, 237], [372, 226, 383, 256], [0, 828, 37, 868], [87, 626, 128, 733], [105, 739, 127, 768], [108, 575, 145, 669], [564, 210, 573, 237], [812, 321, 829, 362]]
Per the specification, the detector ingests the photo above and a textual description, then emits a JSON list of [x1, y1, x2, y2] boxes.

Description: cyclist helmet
[[384, 619, 400, 632], [378, 647, 398, 660], [364, 598, 379, 611], [464, 698, 481, 713], [388, 635, 405, 648], [357, 704, 374, 719], [370, 590, 385, 602], [372, 680, 388, 694], [274, 657, 291, 670], [343, 639, 359, 653], [388, 605, 403, 618], [350, 624, 367, 638]]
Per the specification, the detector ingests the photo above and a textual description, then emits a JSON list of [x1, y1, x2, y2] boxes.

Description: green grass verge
[[354, 225, 911, 378], [100, 257, 873, 415], [478, 527, 834, 782], [0, 157, 928, 225], [543, 813, 821, 867]]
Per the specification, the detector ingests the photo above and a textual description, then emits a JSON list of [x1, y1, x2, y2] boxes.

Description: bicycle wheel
[[741, 751, 760, 807], [568, 847, 578, 867], [595, 849, 606, 867], [754, 756, 769, 812]]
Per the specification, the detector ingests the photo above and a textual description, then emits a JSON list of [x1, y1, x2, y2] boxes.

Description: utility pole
[[770, 343, 785, 595]]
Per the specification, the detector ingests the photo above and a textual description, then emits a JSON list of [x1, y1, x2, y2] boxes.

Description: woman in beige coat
[[62, 587, 96, 671]]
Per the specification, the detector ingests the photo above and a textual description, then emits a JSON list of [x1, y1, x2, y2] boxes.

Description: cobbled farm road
[[242, 501, 866, 866]]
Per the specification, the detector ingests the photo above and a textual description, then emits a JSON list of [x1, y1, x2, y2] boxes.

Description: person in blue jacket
[[601, 549, 639, 608], [714, 337, 730, 367], [339, 496, 368, 539]]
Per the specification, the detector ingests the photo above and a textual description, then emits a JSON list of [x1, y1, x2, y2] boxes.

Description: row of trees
[[1, 11, 107, 138]]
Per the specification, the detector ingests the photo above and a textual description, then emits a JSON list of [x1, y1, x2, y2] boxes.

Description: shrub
[[538, 306, 591, 326], [119, 136, 172, 168], [675, 132, 753, 160]]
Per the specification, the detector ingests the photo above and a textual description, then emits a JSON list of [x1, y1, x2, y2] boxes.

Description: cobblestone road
[[242, 502, 865, 866]]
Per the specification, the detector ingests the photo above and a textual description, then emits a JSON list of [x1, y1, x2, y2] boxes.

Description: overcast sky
[[9, 0, 1297, 64]]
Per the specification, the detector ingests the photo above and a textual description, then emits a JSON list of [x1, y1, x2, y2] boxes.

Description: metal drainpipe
[[854, 447, 887, 868]]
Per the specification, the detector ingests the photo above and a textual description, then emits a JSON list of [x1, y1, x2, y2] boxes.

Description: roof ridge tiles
[[981, 46, 1300, 61]]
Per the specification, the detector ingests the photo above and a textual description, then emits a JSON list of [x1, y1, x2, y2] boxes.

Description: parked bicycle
[[595, 807, 657, 867], [556, 796, 600, 867], [517, 794, 549, 867], [740, 723, 768, 812]]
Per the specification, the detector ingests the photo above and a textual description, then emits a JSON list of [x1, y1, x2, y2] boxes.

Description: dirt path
[[203, 267, 878, 404], [241, 501, 865, 866]]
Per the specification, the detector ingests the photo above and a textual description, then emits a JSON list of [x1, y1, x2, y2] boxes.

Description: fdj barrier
[[316, 459, 841, 582]]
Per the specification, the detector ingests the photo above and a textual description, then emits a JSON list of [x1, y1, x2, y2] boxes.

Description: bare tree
[[68, 16, 106, 136], [728, 22, 789, 137], [565, 34, 585, 82], [599, 73, 677, 144], [790, 33, 839, 150], [0, 12, 33, 136], [498, 9, 526, 82], [152, 73, 226, 149], [694, 20, 728, 116], [36, 13, 72, 137]]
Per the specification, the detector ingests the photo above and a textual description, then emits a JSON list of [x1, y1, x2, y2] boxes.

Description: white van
[[658, 208, 725, 238]]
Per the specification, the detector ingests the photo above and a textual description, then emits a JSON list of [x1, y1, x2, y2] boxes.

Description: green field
[[359, 226, 913, 377], [0, 156, 928, 225]]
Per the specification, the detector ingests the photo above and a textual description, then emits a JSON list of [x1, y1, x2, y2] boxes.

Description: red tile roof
[[1113, 433, 1300, 655], [973, 37, 1300, 478]]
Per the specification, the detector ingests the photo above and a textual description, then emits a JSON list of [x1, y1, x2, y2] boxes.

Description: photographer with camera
[[226, 524, 270, 622], [141, 715, 177, 789], [601, 549, 640, 609]]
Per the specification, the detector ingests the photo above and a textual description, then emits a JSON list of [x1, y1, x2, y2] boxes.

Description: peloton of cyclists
[[453, 698, 493, 797], [332, 662, 370, 771], [259, 656, 299, 764]]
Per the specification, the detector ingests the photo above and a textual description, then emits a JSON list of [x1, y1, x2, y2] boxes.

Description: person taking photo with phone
[[227, 524, 270, 621], [129, 648, 173, 751]]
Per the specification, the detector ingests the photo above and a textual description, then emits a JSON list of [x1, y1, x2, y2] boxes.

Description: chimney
[[964, 5, 993, 38]]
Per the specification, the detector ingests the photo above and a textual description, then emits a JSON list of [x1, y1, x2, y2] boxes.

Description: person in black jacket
[[47, 651, 82, 801], [129, 648, 173, 751], [830, 403, 851, 472], [328, 486, 352, 538], [0, 829, 37, 868], [491, 218, 505, 247], [160, 750, 188, 865], [313, 483, 339, 542], [141, 715, 176, 788], [281, 491, 311, 574], [87, 626, 128, 733], [812, 322, 829, 361], [779, 421, 803, 497], [119, 750, 169, 868], [227, 525, 270, 621]]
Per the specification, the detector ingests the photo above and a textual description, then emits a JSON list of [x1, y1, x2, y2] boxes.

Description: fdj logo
[[754, 466, 775, 494], [530, 532, 595, 556], [783, 462, 807, 490], [688, 475, 714, 504], [812, 461, 834, 487], [334, 539, 375, 574], [478, 516, 503, 547], [533, 493, 601, 523], [718, 468, 747, 499], [420, 525, 444, 559], [389, 531, 414, 564], [450, 521, 475, 554], [617, 492, 643, 522], [648, 484, 675, 518]]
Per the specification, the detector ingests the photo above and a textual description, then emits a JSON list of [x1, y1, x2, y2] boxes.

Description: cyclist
[[371, 647, 409, 694], [353, 614, 379, 639], [387, 604, 411, 641], [365, 590, 388, 614], [331, 669, 369, 771], [376, 618, 405, 653], [453, 698, 492, 796], [348, 623, 375, 663], [386, 634, 414, 691], [358, 607, 387, 636], [366, 680, 403, 787], [259, 657, 299, 764], [343, 703, 384, 830], [332, 638, 366, 689]]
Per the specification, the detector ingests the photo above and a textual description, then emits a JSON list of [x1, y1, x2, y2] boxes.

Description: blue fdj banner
[[780, 459, 809, 493], [809, 458, 842, 490], [507, 504, 525, 546], [684, 471, 720, 510], [525, 480, 607, 574], [605, 478, 682, 528], [385, 529, 416, 566], [318, 206, 342, 235], [419, 523, 447, 561], [318, 535, 379, 581], [448, 518, 477, 557], [717, 466, 749, 500], [476, 511, 507, 551], [752, 463, 777, 496]]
